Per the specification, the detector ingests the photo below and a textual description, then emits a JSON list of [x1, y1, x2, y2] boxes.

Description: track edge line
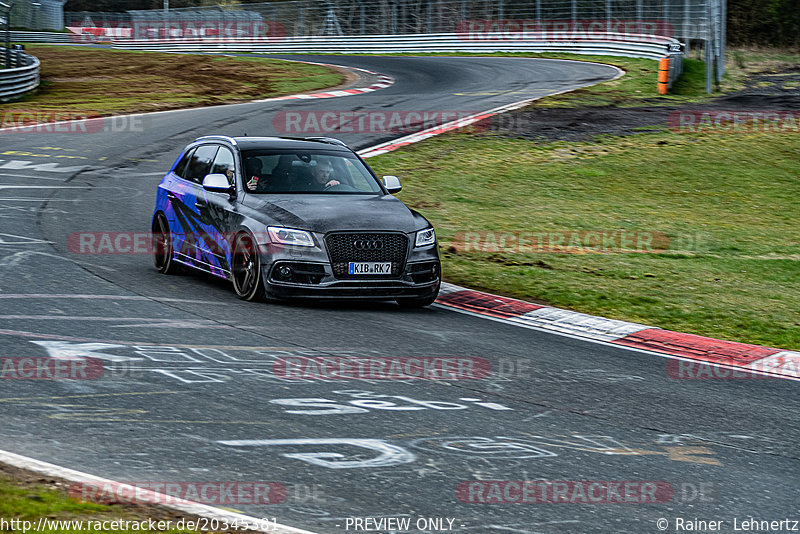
[[0, 450, 321, 534]]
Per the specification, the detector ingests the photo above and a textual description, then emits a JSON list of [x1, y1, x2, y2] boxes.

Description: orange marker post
[[657, 57, 670, 95]]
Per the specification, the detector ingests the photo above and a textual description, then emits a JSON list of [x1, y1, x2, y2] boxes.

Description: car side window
[[211, 147, 236, 185], [343, 158, 376, 190], [173, 147, 196, 179], [184, 145, 219, 184]]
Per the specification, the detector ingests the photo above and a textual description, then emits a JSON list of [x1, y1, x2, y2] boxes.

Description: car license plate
[[348, 262, 392, 275]]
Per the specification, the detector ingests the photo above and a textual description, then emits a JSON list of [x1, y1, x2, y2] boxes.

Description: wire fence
[[65, 0, 719, 42], [9, 0, 66, 31], [63, 0, 725, 90]]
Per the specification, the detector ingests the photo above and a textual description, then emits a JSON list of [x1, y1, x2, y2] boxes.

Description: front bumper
[[266, 276, 440, 300], [257, 236, 440, 300]]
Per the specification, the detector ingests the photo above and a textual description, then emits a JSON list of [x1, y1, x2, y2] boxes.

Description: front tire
[[152, 212, 181, 275], [232, 232, 266, 301]]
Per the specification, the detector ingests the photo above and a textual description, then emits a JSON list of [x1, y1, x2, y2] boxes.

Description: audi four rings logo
[[353, 239, 384, 250]]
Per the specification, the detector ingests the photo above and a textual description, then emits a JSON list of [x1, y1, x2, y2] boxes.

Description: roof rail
[[303, 136, 348, 147], [195, 135, 238, 146]]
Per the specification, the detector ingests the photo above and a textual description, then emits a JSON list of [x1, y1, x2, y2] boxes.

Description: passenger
[[245, 158, 270, 192]]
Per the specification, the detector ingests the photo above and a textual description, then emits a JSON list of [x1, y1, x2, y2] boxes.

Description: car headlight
[[267, 226, 315, 247], [415, 228, 436, 248]]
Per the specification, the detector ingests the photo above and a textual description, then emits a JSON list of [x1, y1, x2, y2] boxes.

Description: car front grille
[[325, 232, 409, 278]]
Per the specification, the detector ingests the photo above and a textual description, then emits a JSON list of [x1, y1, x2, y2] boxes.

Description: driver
[[310, 160, 340, 190]]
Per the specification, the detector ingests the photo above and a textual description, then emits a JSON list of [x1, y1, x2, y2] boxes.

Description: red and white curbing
[[254, 67, 394, 103], [435, 282, 800, 380], [359, 111, 496, 158]]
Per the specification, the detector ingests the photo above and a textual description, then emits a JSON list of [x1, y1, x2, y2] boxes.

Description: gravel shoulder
[[484, 65, 800, 142]]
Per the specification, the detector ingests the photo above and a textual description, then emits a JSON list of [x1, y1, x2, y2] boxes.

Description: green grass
[[370, 130, 800, 350], [366, 47, 800, 350], [502, 54, 711, 107], [0, 472, 203, 533], [1, 45, 343, 115], [0, 476, 105, 517]]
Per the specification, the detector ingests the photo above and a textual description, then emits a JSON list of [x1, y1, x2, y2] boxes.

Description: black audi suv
[[151, 135, 440, 307]]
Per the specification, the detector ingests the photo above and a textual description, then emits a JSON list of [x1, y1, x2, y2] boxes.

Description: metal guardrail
[[113, 32, 684, 60], [0, 48, 39, 101], [2, 31, 682, 96], [114, 32, 684, 87], [10, 30, 70, 42]]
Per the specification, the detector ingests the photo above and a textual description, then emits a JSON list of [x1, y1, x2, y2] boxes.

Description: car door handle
[[194, 202, 205, 209], [167, 192, 178, 200]]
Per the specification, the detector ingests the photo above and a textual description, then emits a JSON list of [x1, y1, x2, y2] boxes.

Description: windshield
[[241, 149, 384, 194]]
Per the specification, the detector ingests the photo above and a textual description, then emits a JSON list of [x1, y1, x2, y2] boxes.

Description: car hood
[[243, 194, 429, 234]]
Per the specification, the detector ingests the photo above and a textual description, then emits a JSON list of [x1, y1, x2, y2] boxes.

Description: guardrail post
[[298, 5, 304, 37], [704, 37, 712, 93], [426, 1, 432, 34], [720, 0, 726, 76], [706, 0, 716, 91], [636, 0, 643, 27], [683, 0, 690, 56], [716, 0, 725, 80], [2, 1, 13, 69]]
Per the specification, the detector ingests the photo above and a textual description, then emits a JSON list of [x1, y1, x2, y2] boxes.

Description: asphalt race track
[[0, 55, 798, 533]]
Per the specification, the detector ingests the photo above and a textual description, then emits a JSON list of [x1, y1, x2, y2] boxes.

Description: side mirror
[[382, 175, 402, 194], [202, 173, 233, 194]]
